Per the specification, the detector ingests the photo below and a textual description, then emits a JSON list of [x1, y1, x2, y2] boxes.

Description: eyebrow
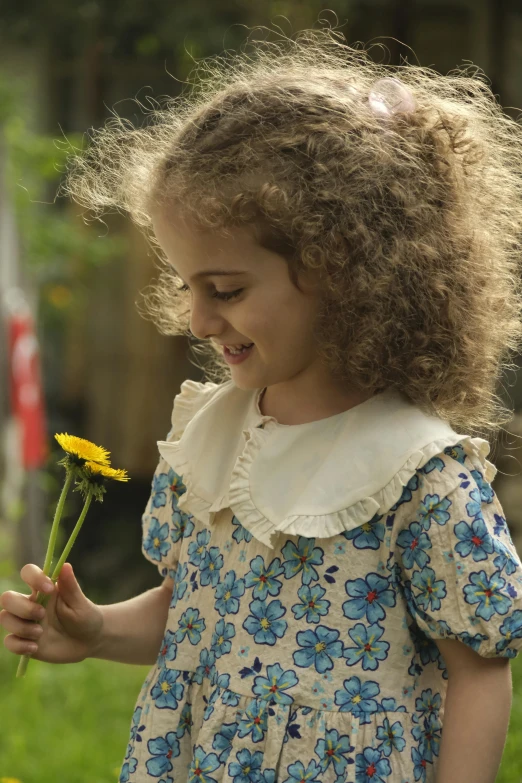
[[174, 269, 249, 283]]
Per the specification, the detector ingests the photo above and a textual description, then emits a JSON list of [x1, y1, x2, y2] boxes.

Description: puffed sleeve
[[391, 448, 522, 659], [141, 379, 220, 577]]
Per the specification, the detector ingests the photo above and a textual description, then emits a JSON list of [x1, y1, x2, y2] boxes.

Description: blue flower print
[[315, 728, 353, 776], [215, 569, 245, 615], [253, 663, 298, 704], [463, 569, 512, 620], [293, 626, 344, 673], [126, 706, 145, 756], [465, 484, 488, 518], [119, 758, 137, 782], [291, 583, 330, 623], [417, 494, 451, 531], [415, 688, 441, 718], [200, 546, 223, 587], [188, 530, 211, 567], [411, 567, 447, 612], [195, 647, 216, 684], [454, 517, 494, 561], [188, 746, 220, 783], [376, 718, 406, 757], [170, 509, 194, 543], [211, 618, 235, 658], [232, 516, 253, 543], [282, 760, 322, 783], [143, 517, 171, 563], [493, 540, 519, 576], [167, 469, 186, 499], [396, 521, 432, 569], [496, 610, 522, 656], [245, 556, 284, 599], [212, 721, 237, 763], [145, 731, 180, 777], [471, 469, 495, 503], [175, 608, 206, 645], [412, 713, 441, 763], [379, 697, 407, 713], [458, 631, 488, 652], [176, 703, 192, 738], [355, 747, 391, 783], [170, 562, 188, 608], [343, 516, 385, 550], [343, 572, 396, 624], [261, 772, 276, 783], [151, 471, 169, 508], [344, 622, 390, 670], [157, 629, 177, 667], [229, 748, 263, 783], [150, 669, 184, 710], [334, 675, 380, 723], [237, 699, 268, 742], [243, 599, 287, 645], [281, 537, 324, 584], [212, 671, 231, 690], [411, 746, 430, 782]]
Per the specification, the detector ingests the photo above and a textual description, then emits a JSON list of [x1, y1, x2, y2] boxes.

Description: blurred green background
[[1, 1, 522, 781]]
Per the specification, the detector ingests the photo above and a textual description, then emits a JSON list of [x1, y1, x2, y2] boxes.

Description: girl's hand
[[0, 562, 104, 664]]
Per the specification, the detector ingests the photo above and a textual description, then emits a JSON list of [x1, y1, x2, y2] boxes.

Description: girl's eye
[[212, 288, 244, 301], [176, 283, 244, 302]]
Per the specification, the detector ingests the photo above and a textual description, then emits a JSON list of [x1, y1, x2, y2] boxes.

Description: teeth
[[227, 343, 253, 354]]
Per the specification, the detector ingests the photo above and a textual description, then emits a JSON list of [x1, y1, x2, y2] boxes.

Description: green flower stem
[[16, 486, 94, 679], [42, 469, 75, 576], [48, 487, 94, 584]]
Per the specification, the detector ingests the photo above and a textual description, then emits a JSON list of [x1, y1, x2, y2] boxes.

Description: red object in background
[[8, 309, 48, 469]]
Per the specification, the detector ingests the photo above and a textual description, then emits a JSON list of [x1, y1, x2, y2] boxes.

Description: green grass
[[498, 649, 522, 783], [0, 644, 521, 782], [0, 649, 149, 783]]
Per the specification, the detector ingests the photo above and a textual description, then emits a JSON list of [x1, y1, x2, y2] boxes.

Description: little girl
[[3, 27, 522, 783]]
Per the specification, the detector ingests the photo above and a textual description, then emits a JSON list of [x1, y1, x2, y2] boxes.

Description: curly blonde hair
[[62, 25, 522, 446]]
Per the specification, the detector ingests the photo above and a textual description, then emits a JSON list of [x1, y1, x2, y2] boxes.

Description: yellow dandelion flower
[[55, 433, 111, 465], [84, 461, 130, 481], [1, 778, 23, 783]]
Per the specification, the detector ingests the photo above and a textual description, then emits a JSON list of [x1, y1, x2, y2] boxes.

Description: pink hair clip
[[368, 77, 416, 117]]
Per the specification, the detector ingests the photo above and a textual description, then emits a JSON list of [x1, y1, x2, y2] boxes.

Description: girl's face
[[152, 208, 322, 391]]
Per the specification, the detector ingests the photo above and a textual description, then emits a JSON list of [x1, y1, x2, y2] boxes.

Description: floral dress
[[119, 380, 522, 783]]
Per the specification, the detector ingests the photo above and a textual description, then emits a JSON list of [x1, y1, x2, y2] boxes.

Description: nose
[[189, 295, 226, 340]]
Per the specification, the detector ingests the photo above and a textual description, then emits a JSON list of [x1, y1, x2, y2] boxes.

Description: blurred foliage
[[0, 75, 127, 311], [0, 0, 353, 66]]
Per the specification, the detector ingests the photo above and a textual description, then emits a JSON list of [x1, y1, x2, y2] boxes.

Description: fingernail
[[42, 581, 54, 593]]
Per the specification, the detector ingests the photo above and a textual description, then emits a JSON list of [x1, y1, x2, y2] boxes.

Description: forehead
[[151, 208, 260, 270]]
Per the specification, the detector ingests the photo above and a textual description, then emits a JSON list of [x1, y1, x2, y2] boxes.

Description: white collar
[[157, 380, 495, 548]]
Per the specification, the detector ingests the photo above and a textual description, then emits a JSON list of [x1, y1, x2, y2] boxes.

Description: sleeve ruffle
[[391, 449, 522, 659], [141, 379, 220, 576], [167, 379, 221, 442]]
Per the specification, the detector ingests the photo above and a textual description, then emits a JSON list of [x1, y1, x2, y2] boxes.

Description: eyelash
[[176, 283, 244, 302]]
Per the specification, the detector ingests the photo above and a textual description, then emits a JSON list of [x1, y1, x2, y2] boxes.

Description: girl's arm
[[90, 576, 174, 665], [434, 637, 512, 783]]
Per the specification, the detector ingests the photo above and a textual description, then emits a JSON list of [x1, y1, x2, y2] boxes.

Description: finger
[[0, 592, 47, 622], [3, 633, 39, 656], [20, 564, 55, 597], [0, 610, 44, 640]]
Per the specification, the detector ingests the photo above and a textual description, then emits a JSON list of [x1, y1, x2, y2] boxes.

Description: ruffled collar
[[157, 380, 495, 548]]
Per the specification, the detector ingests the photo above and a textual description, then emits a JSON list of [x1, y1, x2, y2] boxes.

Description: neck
[[258, 383, 375, 426]]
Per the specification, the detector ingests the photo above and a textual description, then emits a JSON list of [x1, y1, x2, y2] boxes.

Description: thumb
[[56, 562, 86, 607]]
